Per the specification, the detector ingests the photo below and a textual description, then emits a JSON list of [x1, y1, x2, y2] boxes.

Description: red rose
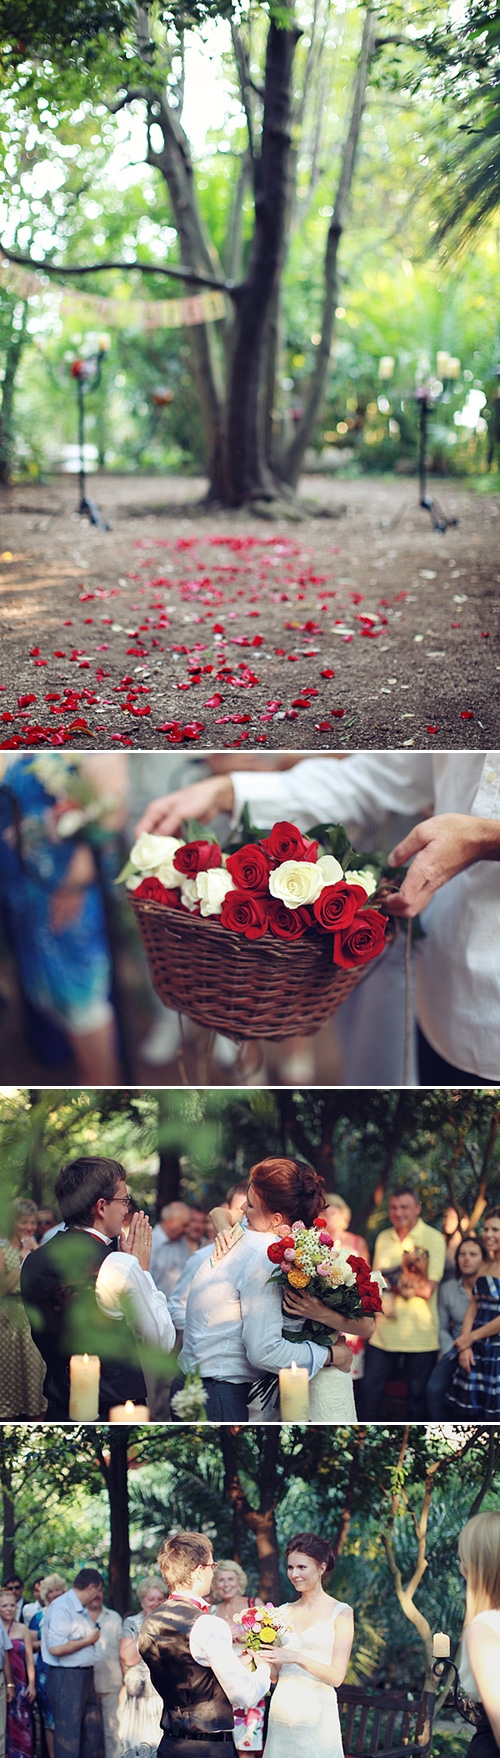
[[173, 840, 222, 877], [226, 843, 271, 891], [333, 908, 389, 970], [313, 882, 367, 933], [134, 877, 180, 905], [260, 821, 319, 865], [313, 1217, 328, 1231], [267, 1240, 287, 1263], [348, 1254, 370, 1278], [361, 1294, 377, 1312], [221, 889, 270, 939], [268, 898, 311, 940]]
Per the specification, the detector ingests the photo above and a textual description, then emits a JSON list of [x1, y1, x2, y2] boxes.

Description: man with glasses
[[138, 1532, 270, 1757], [21, 1156, 175, 1419]]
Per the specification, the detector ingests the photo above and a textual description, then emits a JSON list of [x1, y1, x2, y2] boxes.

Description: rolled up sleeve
[[96, 1253, 176, 1351], [190, 1616, 270, 1709]]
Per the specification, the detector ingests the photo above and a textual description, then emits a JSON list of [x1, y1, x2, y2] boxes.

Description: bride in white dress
[[282, 1285, 374, 1422], [263, 1532, 354, 1758]]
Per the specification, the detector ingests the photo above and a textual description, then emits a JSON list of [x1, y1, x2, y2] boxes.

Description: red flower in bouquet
[[333, 908, 389, 970], [225, 843, 271, 891], [260, 821, 319, 865], [134, 877, 181, 905], [268, 899, 311, 940], [221, 890, 270, 939], [174, 841, 222, 877], [267, 1236, 295, 1263], [313, 882, 367, 933]]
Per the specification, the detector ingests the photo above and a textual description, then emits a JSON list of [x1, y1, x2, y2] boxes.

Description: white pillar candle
[[433, 1632, 451, 1658], [69, 1355, 100, 1420], [436, 351, 451, 379], [108, 1401, 150, 1423], [447, 356, 461, 379], [379, 356, 395, 380], [279, 1362, 310, 1421]]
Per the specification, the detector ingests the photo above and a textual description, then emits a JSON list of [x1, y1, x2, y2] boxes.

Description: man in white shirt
[[136, 753, 500, 1082], [42, 1568, 104, 1758], [86, 1580, 122, 1758], [21, 1157, 175, 1418], [168, 1185, 248, 1336], [138, 1530, 270, 1756], [150, 1204, 191, 1300]]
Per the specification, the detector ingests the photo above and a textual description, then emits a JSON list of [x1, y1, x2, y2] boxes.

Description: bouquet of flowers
[[170, 1366, 208, 1421], [27, 755, 120, 840], [268, 1217, 386, 1349], [120, 817, 391, 972], [233, 1605, 291, 1660]]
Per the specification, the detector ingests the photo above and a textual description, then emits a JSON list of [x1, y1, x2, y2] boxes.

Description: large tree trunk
[[220, 1429, 282, 1601], [104, 1430, 131, 1616], [147, 97, 227, 498], [0, 301, 27, 485], [278, 5, 376, 488], [1, 1456, 16, 1581], [225, 8, 300, 503]]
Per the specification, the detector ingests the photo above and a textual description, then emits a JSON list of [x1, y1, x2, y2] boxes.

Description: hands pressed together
[[120, 1211, 152, 1272]]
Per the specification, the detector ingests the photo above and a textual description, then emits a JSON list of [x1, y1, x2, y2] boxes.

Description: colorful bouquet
[[268, 1218, 386, 1348], [27, 755, 120, 840], [120, 817, 391, 971], [233, 1605, 291, 1657]]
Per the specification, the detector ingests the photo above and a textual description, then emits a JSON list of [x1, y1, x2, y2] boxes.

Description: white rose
[[126, 873, 146, 891], [180, 877, 200, 912], [157, 861, 182, 890], [269, 860, 324, 909], [346, 868, 377, 897], [130, 832, 185, 872], [316, 853, 344, 887], [196, 868, 235, 916]]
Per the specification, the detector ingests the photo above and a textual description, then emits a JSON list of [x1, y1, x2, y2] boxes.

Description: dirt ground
[[0, 471, 498, 750]]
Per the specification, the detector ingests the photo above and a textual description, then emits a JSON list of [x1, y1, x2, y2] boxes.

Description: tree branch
[[0, 241, 233, 296]]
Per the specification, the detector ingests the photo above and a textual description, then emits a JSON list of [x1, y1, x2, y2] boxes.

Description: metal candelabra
[[71, 339, 111, 530]]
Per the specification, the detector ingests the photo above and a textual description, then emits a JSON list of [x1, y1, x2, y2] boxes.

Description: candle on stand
[[433, 1633, 451, 1658], [69, 1355, 100, 1420], [436, 351, 451, 379], [279, 1362, 310, 1421], [109, 1401, 150, 1423], [447, 357, 461, 379], [379, 356, 395, 381]]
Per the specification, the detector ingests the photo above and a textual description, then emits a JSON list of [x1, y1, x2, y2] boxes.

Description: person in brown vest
[[138, 1533, 270, 1758]]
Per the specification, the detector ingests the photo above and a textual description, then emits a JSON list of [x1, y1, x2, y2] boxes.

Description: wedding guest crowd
[[7, 1146, 500, 1421]]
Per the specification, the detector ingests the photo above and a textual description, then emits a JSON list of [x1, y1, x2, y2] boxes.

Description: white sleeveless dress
[[308, 1363, 356, 1422], [263, 1601, 349, 1758]]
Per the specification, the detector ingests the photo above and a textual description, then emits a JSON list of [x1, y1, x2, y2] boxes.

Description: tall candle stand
[[70, 335, 111, 530]]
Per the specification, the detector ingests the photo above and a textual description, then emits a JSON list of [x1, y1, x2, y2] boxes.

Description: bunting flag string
[[0, 255, 227, 329]]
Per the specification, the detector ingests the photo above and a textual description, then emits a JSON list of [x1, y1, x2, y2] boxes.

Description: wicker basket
[[130, 893, 396, 1041]]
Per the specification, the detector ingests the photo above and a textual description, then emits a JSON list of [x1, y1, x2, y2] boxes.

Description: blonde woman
[[458, 1510, 500, 1755], [118, 1578, 165, 1758], [211, 1562, 265, 1754]]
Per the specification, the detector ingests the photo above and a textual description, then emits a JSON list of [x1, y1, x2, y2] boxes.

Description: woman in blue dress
[[447, 1208, 500, 1419], [0, 754, 126, 1082]]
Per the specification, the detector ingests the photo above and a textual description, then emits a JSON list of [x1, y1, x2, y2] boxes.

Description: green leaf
[[114, 856, 135, 883], [185, 819, 221, 844]]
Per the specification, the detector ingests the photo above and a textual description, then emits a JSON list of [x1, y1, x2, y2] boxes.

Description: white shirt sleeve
[[190, 1615, 270, 1709], [95, 1253, 176, 1351], [230, 753, 434, 834], [167, 1247, 211, 1332]]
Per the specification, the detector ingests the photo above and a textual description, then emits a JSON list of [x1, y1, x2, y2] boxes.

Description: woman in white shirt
[[458, 1511, 500, 1756]]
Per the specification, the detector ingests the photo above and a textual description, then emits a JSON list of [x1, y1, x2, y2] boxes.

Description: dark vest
[[138, 1599, 234, 1736], [20, 1228, 147, 1418]]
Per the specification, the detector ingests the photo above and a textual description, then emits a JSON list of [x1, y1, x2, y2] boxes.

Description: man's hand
[[332, 1340, 353, 1374], [84, 1627, 101, 1647], [135, 776, 234, 839], [120, 1212, 152, 1273], [386, 813, 500, 919]]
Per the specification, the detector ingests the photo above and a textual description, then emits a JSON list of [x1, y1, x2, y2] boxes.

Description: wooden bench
[[338, 1683, 432, 1758]]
